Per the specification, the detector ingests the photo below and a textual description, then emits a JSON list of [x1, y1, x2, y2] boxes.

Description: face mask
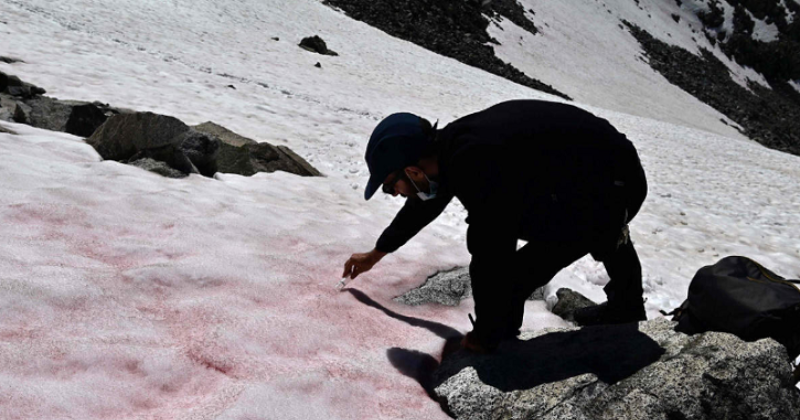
[[408, 172, 439, 201]]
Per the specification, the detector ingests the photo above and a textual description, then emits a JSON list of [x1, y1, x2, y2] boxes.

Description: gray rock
[[194, 122, 260, 176], [6, 85, 32, 98], [0, 56, 23, 64], [551, 287, 597, 322], [87, 112, 190, 161], [192, 121, 321, 177], [299, 35, 339, 56], [0, 80, 118, 136], [127, 146, 198, 175], [12, 101, 31, 124], [176, 130, 220, 177], [65, 102, 115, 137], [0, 94, 18, 122], [395, 267, 472, 306], [216, 141, 259, 176], [276, 145, 322, 177], [3, 74, 22, 88], [433, 319, 800, 420], [193, 121, 256, 147], [128, 157, 188, 178], [395, 266, 546, 307], [248, 142, 322, 176], [18, 96, 80, 131], [0, 72, 45, 98]]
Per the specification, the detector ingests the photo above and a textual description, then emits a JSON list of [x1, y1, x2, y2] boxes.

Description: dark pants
[[470, 140, 647, 344]]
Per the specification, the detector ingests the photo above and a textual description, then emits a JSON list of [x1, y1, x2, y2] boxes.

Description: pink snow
[[0, 124, 567, 419]]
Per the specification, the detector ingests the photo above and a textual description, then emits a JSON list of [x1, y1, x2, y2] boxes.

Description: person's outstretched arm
[[343, 193, 452, 279]]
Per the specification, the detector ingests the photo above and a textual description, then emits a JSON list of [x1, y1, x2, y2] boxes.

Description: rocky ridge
[[625, 21, 800, 156], [433, 318, 800, 420], [393, 266, 800, 420], [322, 0, 570, 100], [0, 70, 321, 179]]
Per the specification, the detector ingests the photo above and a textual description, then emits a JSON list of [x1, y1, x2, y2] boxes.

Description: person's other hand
[[342, 249, 387, 279]]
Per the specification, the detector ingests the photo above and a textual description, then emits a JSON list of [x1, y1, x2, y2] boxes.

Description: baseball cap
[[363, 113, 432, 200]]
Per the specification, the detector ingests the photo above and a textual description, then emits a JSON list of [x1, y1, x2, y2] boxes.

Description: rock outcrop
[[624, 21, 800, 157], [433, 319, 800, 420], [0, 71, 46, 98], [1, 70, 123, 138], [87, 112, 193, 162], [394, 266, 543, 307], [1, 72, 321, 179], [86, 115, 322, 178], [193, 122, 322, 177]]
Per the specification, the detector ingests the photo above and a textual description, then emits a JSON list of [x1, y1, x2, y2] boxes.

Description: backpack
[[671, 256, 800, 361]]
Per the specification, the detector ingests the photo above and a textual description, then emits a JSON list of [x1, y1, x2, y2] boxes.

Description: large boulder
[[87, 112, 191, 161], [16, 96, 80, 132], [87, 112, 211, 177], [65, 102, 118, 137], [0, 72, 123, 137], [5, 94, 122, 137], [192, 121, 321, 177], [175, 130, 220, 177], [194, 122, 259, 176], [433, 319, 800, 420]]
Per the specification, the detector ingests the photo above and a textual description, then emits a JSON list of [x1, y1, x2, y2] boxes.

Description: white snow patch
[[751, 12, 780, 42], [790, 80, 800, 93], [489, 0, 744, 138], [724, 59, 772, 90]]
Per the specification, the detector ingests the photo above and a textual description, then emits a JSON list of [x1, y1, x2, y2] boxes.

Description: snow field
[[1, 0, 799, 418], [492, 0, 771, 116]]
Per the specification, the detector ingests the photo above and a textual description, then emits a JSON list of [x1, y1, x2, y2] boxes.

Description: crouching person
[[343, 100, 648, 353]]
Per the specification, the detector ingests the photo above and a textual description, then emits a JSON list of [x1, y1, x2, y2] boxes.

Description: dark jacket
[[376, 100, 647, 257]]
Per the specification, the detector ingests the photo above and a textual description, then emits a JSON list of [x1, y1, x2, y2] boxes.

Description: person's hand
[[342, 249, 387, 279]]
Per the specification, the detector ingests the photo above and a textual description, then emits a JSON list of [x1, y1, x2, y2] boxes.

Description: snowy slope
[[1, 0, 799, 419], [487, 0, 770, 134]]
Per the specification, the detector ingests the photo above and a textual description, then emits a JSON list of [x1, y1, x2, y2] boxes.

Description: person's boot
[[573, 300, 646, 326]]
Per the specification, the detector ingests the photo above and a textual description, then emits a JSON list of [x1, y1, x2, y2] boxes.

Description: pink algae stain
[[5, 203, 79, 226]]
